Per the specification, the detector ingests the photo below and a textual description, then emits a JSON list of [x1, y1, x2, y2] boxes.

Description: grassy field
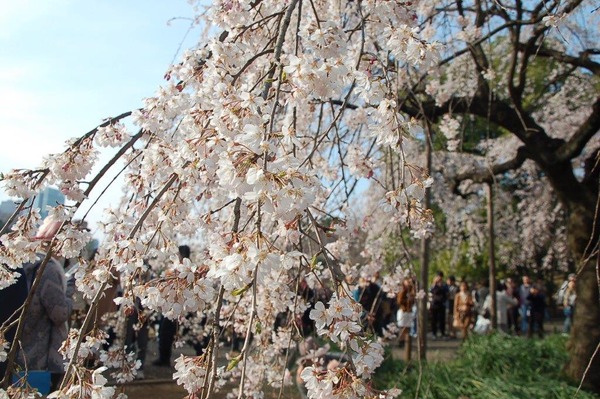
[[375, 334, 598, 399]]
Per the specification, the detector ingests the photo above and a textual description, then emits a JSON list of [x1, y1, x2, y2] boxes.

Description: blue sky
[[0, 1, 201, 171], [0, 1, 204, 234]]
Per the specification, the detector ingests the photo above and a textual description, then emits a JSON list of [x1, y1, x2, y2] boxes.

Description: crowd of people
[[0, 217, 579, 391], [423, 271, 578, 341], [350, 269, 578, 354]]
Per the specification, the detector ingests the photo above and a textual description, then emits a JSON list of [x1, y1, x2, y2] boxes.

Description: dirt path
[[118, 338, 299, 399], [391, 335, 462, 363], [118, 336, 459, 399], [120, 320, 564, 398]]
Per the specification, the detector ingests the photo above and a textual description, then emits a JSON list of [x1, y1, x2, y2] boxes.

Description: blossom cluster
[[59, 328, 108, 363], [99, 347, 141, 383], [47, 367, 115, 399], [0, 336, 8, 363], [94, 122, 131, 148], [304, 293, 386, 396], [173, 354, 209, 395]]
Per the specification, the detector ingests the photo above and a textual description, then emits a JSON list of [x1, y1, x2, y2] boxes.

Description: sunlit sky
[[0, 1, 204, 236]]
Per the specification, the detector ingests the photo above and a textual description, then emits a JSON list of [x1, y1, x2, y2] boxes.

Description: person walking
[[562, 278, 576, 334], [396, 277, 416, 360], [355, 275, 384, 336], [505, 278, 519, 335], [518, 275, 534, 335], [475, 279, 490, 317], [453, 281, 475, 341], [527, 285, 546, 338], [483, 282, 518, 333], [446, 275, 458, 338], [430, 272, 448, 339]]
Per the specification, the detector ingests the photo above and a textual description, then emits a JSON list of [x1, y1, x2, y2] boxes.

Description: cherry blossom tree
[[395, 0, 599, 391], [429, 151, 572, 278], [1, 0, 598, 397], [0, 1, 436, 398]]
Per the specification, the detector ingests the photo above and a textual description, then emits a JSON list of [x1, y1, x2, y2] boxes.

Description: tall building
[[0, 200, 16, 220], [0, 200, 17, 233], [33, 188, 65, 219]]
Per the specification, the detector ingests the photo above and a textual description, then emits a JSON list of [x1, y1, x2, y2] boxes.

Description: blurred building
[[0, 188, 65, 234], [0, 200, 17, 233], [0, 200, 16, 219], [33, 187, 65, 219]]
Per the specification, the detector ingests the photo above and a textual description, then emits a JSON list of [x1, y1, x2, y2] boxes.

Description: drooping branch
[[82, 129, 144, 198], [71, 110, 134, 148]]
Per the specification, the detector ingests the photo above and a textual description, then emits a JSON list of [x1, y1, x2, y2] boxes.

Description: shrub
[[374, 334, 597, 399]]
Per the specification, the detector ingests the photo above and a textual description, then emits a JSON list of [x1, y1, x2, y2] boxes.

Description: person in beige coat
[[453, 281, 475, 341]]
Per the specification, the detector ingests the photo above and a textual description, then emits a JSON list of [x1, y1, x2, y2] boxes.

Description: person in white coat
[[483, 282, 518, 333]]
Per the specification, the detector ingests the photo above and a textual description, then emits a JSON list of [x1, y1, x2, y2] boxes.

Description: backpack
[[0, 261, 41, 340], [554, 281, 568, 305]]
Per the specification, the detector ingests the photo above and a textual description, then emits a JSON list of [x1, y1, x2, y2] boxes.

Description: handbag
[[483, 309, 491, 319], [452, 315, 462, 328]]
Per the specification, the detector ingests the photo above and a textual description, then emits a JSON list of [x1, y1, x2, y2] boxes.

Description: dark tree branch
[[519, 45, 600, 76], [452, 145, 529, 193], [411, 95, 549, 152], [72, 110, 134, 148], [508, 0, 525, 103], [556, 96, 600, 162]]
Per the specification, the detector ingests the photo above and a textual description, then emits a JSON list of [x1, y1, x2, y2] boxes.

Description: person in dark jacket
[[0, 268, 28, 379], [354, 276, 384, 336], [430, 271, 448, 339], [527, 285, 546, 338]]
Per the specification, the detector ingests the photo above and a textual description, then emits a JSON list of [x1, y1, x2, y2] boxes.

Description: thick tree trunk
[[563, 203, 600, 392]]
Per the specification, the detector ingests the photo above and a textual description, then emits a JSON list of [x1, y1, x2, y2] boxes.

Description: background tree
[[398, 0, 599, 390]]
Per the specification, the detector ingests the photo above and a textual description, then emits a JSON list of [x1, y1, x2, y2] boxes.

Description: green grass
[[374, 334, 598, 399]]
